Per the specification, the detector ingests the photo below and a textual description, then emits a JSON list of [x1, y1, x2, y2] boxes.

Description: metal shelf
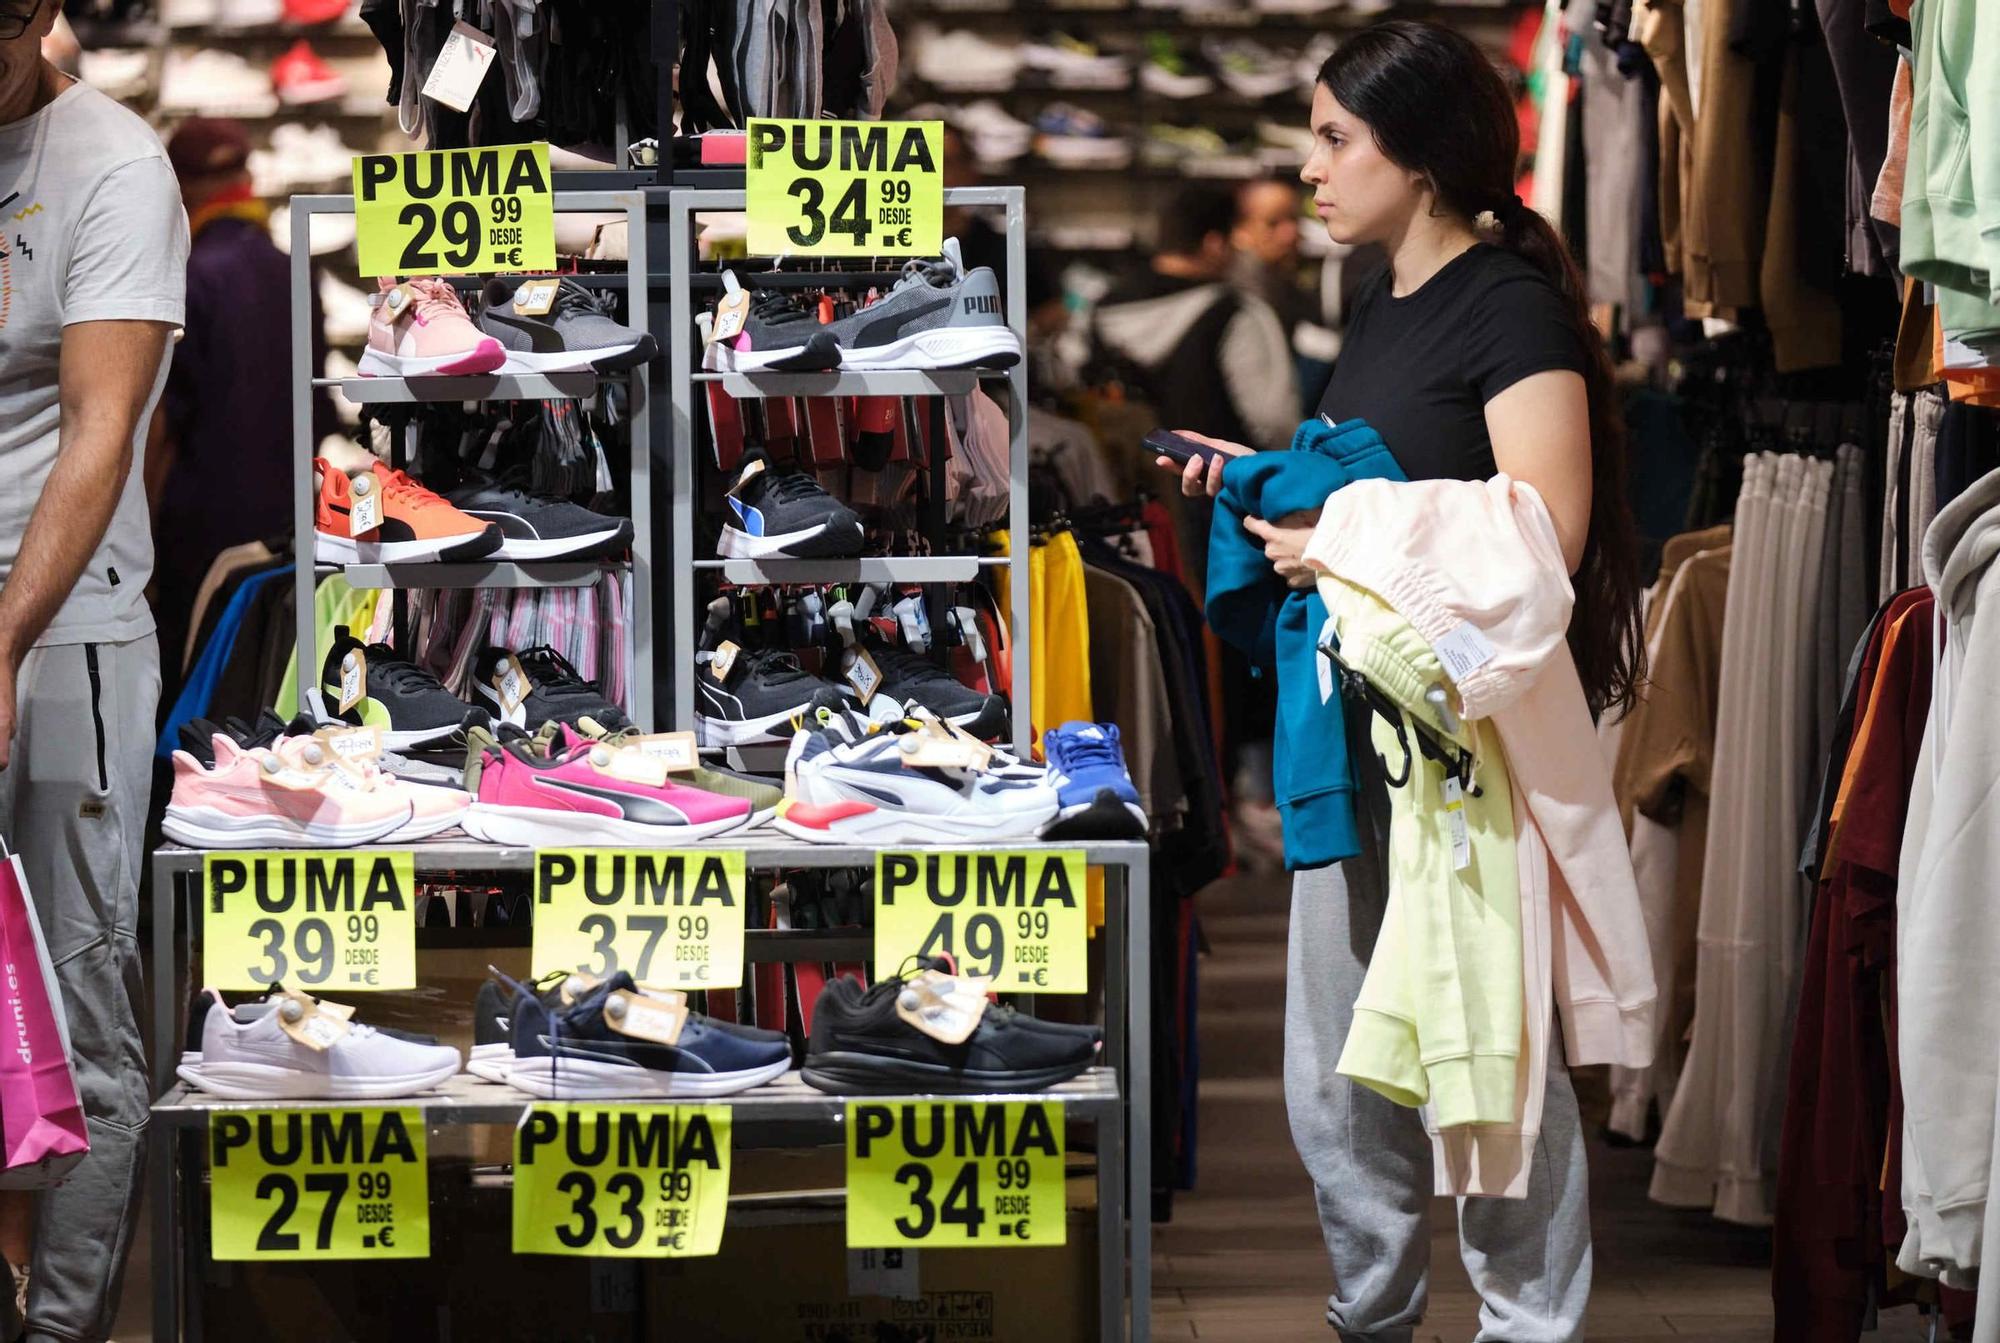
[[696, 556, 999, 584], [151, 1068, 1122, 1129], [322, 372, 603, 404], [696, 369, 994, 398], [332, 561, 618, 590]]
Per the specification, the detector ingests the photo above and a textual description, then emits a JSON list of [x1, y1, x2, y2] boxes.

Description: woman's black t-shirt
[[1315, 243, 1587, 482]]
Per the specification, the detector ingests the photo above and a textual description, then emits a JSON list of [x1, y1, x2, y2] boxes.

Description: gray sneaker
[[477, 278, 659, 374]]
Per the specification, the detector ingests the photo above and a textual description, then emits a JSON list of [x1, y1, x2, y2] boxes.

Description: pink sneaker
[[263, 735, 471, 841], [460, 736, 753, 846], [163, 736, 414, 849], [357, 277, 507, 377]]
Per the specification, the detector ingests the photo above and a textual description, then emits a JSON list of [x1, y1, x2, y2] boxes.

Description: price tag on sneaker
[[493, 653, 529, 714], [532, 850, 747, 990], [510, 278, 559, 316], [210, 1107, 430, 1261], [725, 456, 765, 497], [317, 725, 383, 764], [513, 1105, 732, 1258], [844, 648, 884, 706], [202, 851, 419, 992], [273, 990, 352, 1050], [603, 987, 689, 1045], [872, 851, 1088, 994], [846, 1101, 1065, 1249], [629, 731, 700, 772], [709, 273, 751, 345], [419, 19, 499, 114], [1442, 776, 1472, 871], [338, 650, 368, 713], [708, 640, 741, 684], [348, 472, 383, 537]]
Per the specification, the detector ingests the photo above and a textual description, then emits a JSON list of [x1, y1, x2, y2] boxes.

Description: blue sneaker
[[507, 972, 794, 1099], [1042, 722, 1147, 839]]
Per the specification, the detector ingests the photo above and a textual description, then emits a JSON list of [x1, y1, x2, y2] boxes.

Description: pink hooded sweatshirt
[[1307, 475, 1657, 1196]]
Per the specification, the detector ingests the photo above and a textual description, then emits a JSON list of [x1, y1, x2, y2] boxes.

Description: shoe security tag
[[895, 725, 984, 772], [274, 990, 351, 1051], [380, 283, 415, 317], [1433, 621, 1499, 685], [828, 599, 857, 647], [894, 970, 992, 1045], [420, 19, 499, 113], [603, 987, 687, 1046], [629, 731, 700, 772], [585, 743, 671, 787], [510, 278, 560, 316], [893, 595, 930, 653], [936, 717, 994, 772], [338, 649, 367, 713], [845, 648, 884, 705], [494, 653, 529, 713], [1442, 776, 1471, 871], [269, 992, 357, 1024], [951, 606, 986, 664], [348, 470, 383, 537], [559, 971, 600, 1004], [316, 725, 383, 764], [709, 640, 741, 683], [710, 272, 750, 345], [726, 456, 766, 497]]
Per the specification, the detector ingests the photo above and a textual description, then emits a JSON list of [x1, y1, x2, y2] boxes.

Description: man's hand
[[1154, 430, 1254, 499], [1245, 510, 1323, 589], [0, 652, 16, 772]]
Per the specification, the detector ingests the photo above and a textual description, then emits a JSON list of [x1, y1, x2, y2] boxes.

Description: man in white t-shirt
[[0, 2, 187, 1338]]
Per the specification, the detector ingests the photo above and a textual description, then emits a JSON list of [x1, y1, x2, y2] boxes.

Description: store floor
[[1155, 873, 1936, 1343]]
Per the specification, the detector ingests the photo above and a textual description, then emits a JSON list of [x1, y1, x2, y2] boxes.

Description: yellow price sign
[[513, 1104, 732, 1257], [203, 851, 416, 992], [745, 118, 942, 257], [531, 850, 746, 989], [209, 1108, 429, 1260], [846, 1101, 1065, 1248], [353, 143, 554, 278], [873, 851, 1087, 993]]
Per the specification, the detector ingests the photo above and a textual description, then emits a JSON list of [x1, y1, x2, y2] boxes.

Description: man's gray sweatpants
[[1285, 742, 1592, 1343], [0, 636, 158, 1343]]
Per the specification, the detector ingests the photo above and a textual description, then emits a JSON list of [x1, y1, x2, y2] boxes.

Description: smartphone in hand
[[1143, 429, 1229, 469]]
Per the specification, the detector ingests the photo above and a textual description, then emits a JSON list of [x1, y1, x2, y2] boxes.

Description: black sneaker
[[719, 455, 864, 560], [507, 972, 795, 1099], [308, 627, 489, 751], [695, 647, 849, 746], [801, 959, 1102, 1095], [477, 277, 659, 374], [471, 644, 631, 732], [720, 291, 843, 372], [856, 643, 1011, 741], [444, 473, 633, 562], [468, 974, 567, 1083]]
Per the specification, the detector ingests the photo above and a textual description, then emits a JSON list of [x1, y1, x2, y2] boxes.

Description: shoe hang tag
[[710, 272, 750, 346], [420, 19, 499, 114], [1441, 775, 1471, 872], [590, 744, 670, 787], [1433, 621, 1499, 686], [494, 653, 529, 714], [275, 990, 351, 1051], [316, 724, 383, 764], [936, 717, 995, 772], [709, 639, 741, 683], [511, 278, 559, 316], [894, 970, 992, 1045], [726, 456, 766, 497], [895, 723, 984, 771], [338, 649, 367, 713], [603, 988, 687, 1046], [845, 648, 884, 705], [348, 470, 383, 537], [893, 596, 930, 654], [630, 730, 700, 772]]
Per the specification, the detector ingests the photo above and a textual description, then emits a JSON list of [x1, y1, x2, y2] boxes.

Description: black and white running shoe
[[854, 643, 1011, 740], [719, 455, 864, 559], [477, 277, 659, 373], [695, 647, 849, 746], [472, 644, 631, 732], [445, 473, 633, 561], [719, 291, 843, 372], [307, 628, 489, 751]]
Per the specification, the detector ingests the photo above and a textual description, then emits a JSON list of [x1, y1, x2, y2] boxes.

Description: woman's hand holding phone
[[1150, 429, 1252, 498]]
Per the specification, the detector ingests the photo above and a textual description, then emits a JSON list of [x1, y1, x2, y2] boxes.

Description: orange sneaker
[[313, 458, 503, 563]]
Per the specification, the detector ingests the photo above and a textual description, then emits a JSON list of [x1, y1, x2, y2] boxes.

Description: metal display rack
[[286, 190, 656, 729], [145, 839, 1152, 1341]]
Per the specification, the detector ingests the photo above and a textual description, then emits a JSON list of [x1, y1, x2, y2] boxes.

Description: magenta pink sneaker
[[460, 737, 753, 846], [358, 277, 507, 377]]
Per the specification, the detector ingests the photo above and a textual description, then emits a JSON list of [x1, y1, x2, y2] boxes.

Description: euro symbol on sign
[[1011, 1218, 1030, 1240], [505, 247, 522, 266], [1031, 969, 1048, 987], [364, 969, 380, 985], [378, 1226, 395, 1248], [896, 227, 911, 247]]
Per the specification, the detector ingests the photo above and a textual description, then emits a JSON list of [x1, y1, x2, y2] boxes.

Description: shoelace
[[742, 649, 815, 685], [373, 467, 444, 509], [515, 644, 591, 691], [403, 276, 472, 322], [1050, 729, 1121, 774], [751, 470, 834, 504], [550, 280, 620, 322], [363, 646, 453, 696], [870, 646, 959, 686]]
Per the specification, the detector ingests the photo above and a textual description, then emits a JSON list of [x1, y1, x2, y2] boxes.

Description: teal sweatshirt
[[1205, 418, 1405, 869]]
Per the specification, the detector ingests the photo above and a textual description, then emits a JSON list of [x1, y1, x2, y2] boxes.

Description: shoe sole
[[696, 704, 830, 746], [358, 342, 509, 377], [724, 331, 843, 373], [385, 806, 472, 842], [305, 689, 477, 753], [314, 525, 505, 565], [493, 334, 659, 376], [1040, 793, 1148, 841], [800, 1051, 1096, 1096], [176, 1058, 462, 1100], [467, 1043, 515, 1084], [488, 520, 633, 561], [458, 802, 752, 848], [839, 325, 1022, 372], [772, 795, 1055, 846], [506, 1054, 792, 1099], [717, 518, 865, 560], [162, 803, 415, 850], [277, 80, 348, 104]]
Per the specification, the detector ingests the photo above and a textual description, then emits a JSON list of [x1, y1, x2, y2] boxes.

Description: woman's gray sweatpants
[[1284, 750, 1593, 1343]]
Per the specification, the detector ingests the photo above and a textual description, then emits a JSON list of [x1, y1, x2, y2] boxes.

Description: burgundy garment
[[1773, 589, 1931, 1341]]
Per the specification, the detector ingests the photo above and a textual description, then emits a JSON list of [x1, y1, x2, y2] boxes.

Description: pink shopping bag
[[0, 842, 88, 1189]]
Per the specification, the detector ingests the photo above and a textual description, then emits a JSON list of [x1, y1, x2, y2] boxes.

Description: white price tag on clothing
[[1433, 621, 1498, 685], [420, 20, 499, 113], [1442, 776, 1471, 872]]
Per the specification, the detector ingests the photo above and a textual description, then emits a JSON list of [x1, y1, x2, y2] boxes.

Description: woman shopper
[[1161, 20, 1645, 1343]]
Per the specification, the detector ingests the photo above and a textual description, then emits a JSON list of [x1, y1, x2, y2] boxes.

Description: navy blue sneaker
[[507, 972, 794, 1098], [1041, 722, 1147, 839]]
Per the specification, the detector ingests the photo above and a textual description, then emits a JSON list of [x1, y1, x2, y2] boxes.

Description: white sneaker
[[178, 991, 462, 1100], [78, 48, 151, 99], [1204, 37, 1299, 100], [775, 730, 1058, 845], [160, 50, 279, 116], [912, 27, 1021, 91], [320, 272, 373, 346], [951, 100, 1034, 163], [1021, 35, 1131, 90], [271, 204, 358, 257], [272, 122, 361, 186], [161, 0, 216, 24]]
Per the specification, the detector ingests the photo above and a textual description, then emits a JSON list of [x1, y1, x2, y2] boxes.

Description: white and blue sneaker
[[717, 453, 864, 559], [1042, 722, 1147, 839]]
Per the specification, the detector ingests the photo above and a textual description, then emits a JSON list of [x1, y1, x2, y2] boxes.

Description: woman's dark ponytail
[[1319, 21, 1646, 718]]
